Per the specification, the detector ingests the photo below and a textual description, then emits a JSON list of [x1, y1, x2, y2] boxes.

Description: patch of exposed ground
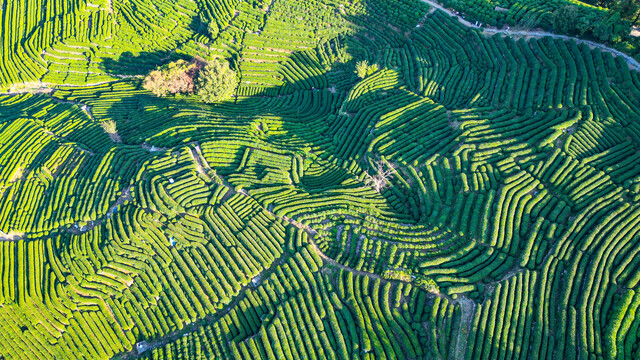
[[108, 133, 122, 143], [68, 186, 132, 235], [0, 231, 24, 241], [453, 296, 476, 360], [9, 167, 24, 182]]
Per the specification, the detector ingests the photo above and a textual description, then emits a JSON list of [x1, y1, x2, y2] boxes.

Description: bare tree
[[364, 160, 395, 192], [100, 120, 117, 134]]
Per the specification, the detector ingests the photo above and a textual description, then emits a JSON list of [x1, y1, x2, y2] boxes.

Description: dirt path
[[188, 145, 209, 178], [113, 149, 391, 358], [68, 186, 132, 235], [188, 148, 387, 282], [107, 141, 476, 358], [115, 250, 292, 360], [1, 183, 133, 242], [0, 76, 141, 96], [141, 143, 169, 152], [420, 0, 640, 71], [453, 295, 476, 360], [51, 97, 97, 121], [186, 144, 431, 284]]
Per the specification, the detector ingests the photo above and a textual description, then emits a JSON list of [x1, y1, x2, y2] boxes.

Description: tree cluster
[[143, 58, 237, 103], [552, 5, 631, 43], [580, 0, 640, 25]]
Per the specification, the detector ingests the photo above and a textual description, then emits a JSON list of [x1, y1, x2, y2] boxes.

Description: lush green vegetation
[[440, 0, 611, 30], [1, 0, 640, 359], [196, 59, 238, 103], [435, 0, 640, 60]]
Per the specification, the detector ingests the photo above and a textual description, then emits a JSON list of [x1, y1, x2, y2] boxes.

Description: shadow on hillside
[[12, 3, 599, 359], [84, 4, 445, 227], [99, 51, 190, 77]]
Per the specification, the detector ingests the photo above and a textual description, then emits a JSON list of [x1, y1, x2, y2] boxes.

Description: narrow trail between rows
[[0, 76, 142, 96], [420, 0, 640, 71], [116, 146, 395, 358], [115, 250, 292, 360], [453, 296, 476, 360]]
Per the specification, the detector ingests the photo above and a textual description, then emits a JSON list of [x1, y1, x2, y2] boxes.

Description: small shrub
[[208, 22, 220, 39], [355, 60, 378, 79], [415, 275, 439, 293]]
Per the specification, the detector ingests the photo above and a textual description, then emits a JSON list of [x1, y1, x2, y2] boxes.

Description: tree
[[196, 59, 237, 103], [552, 5, 581, 35], [368, 62, 379, 76], [612, 0, 640, 24], [100, 120, 117, 134], [575, 14, 595, 36], [143, 59, 203, 97], [355, 60, 369, 79], [553, 5, 631, 42], [581, 0, 640, 25], [592, 12, 631, 42], [414, 275, 438, 293], [208, 21, 220, 39], [365, 160, 395, 192], [355, 60, 378, 79], [143, 58, 236, 103]]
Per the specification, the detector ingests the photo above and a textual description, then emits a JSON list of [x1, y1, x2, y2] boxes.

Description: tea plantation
[[1, 0, 640, 359]]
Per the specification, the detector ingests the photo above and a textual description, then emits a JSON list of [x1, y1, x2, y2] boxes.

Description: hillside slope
[[1, 0, 640, 359]]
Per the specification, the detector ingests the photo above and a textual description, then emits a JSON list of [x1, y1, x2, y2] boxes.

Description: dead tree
[[365, 160, 395, 192]]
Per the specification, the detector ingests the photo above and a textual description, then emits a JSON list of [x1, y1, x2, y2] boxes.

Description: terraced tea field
[[1, 0, 640, 359]]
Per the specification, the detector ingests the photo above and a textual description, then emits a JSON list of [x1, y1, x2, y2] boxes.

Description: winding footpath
[[421, 0, 640, 71]]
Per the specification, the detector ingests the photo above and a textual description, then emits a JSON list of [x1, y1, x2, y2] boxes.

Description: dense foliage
[[553, 4, 630, 42], [581, 0, 640, 25], [435, 0, 640, 60], [142, 60, 203, 97], [440, 0, 611, 29], [0, 0, 640, 359], [196, 59, 238, 103], [142, 58, 237, 103]]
